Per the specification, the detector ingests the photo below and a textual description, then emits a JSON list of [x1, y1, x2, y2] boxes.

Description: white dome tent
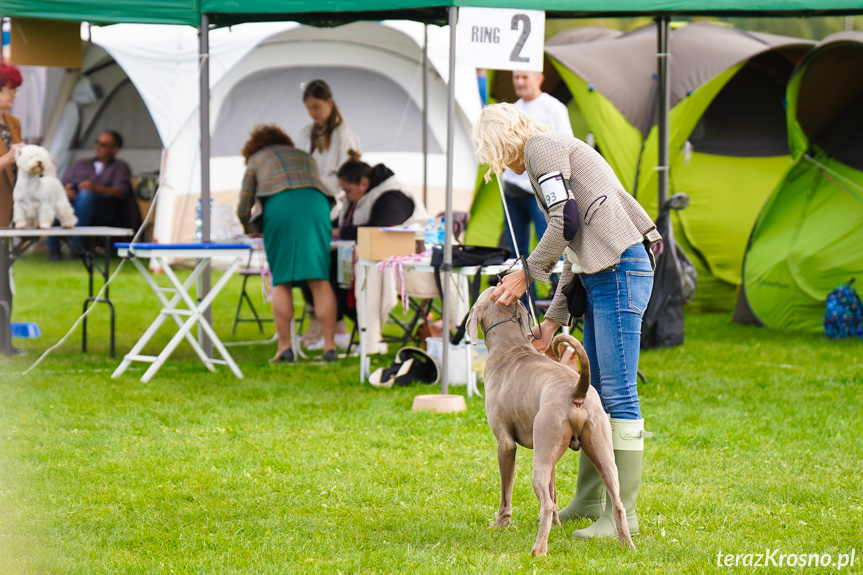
[[83, 21, 481, 247]]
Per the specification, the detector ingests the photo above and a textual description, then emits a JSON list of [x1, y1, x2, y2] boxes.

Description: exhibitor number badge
[[538, 171, 571, 209]]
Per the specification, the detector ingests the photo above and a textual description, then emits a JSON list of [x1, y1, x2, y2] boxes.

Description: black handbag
[[430, 245, 510, 344], [561, 274, 588, 319]]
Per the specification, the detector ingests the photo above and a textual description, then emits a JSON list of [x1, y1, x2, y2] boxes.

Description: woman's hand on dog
[[0, 143, 23, 170], [491, 272, 527, 306], [530, 319, 560, 354]]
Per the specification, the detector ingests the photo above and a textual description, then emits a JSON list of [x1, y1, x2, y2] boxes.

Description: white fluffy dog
[[12, 144, 77, 229]]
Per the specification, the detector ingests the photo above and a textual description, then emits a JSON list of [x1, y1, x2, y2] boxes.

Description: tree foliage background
[[545, 16, 863, 40]]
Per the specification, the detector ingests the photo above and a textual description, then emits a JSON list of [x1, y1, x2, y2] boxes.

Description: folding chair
[[383, 297, 438, 348], [231, 241, 273, 336]]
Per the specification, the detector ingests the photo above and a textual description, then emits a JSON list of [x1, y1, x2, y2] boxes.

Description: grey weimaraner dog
[[467, 287, 634, 556]]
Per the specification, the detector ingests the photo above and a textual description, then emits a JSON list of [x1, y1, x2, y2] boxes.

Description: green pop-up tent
[[544, 23, 813, 311], [742, 31, 863, 333]]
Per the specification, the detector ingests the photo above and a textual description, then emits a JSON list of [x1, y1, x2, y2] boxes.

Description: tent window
[[77, 79, 161, 150], [212, 66, 443, 157], [797, 46, 863, 167], [688, 52, 791, 158], [831, 110, 863, 171]]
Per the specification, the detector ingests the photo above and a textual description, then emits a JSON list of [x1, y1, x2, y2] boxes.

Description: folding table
[[0, 226, 133, 357], [112, 242, 251, 382]]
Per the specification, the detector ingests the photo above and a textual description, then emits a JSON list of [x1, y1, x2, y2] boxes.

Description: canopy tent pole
[[656, 15, 670, 211], [198, 12, 213, 356], [422, 24, 429, 207], [440, 5, 457, 395]]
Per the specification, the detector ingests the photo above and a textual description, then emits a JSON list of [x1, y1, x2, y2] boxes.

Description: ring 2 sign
[[457, 8, 545, 72]]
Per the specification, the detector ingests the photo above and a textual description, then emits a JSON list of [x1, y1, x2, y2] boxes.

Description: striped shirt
[[523, 131, 659, 325], [238, 145, 329, 233]]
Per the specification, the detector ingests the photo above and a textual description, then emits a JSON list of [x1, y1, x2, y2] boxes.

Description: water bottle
[[436, 217, 446, 247], [195, 198, 214, 241], [424, 217, 437, 251], [195, 200, 202, 241]]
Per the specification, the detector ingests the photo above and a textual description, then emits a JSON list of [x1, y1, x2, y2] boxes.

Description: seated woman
[[237, 124, 338, 363], [331, 151, 430, 354]]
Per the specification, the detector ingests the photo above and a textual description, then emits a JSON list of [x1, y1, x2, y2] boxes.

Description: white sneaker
[[335, 333, 352, 350], [306, 338, 326, 351]]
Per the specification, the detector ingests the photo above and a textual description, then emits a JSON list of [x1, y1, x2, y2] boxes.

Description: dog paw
[[618, 537, 636, 550], [61, 223, 75, 229], [490, 516, 511, 529], [530, 545, 547, 557], [38, 223, 51, 230]]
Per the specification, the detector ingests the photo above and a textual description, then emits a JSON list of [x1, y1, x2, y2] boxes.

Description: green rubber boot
[[572, 418, 651, 540], [558, 450, 604, 522]]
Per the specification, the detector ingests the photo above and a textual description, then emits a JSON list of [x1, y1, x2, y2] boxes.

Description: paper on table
[[380, 223, 425, 233]]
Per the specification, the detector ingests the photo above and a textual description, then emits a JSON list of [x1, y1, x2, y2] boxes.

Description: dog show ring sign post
[[412, 8, 545, 415], [456, 8, 545, 72]]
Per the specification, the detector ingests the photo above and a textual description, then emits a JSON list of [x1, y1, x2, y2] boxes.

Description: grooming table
[[0, 226, 133, 357], [112, 242, 250, 382]]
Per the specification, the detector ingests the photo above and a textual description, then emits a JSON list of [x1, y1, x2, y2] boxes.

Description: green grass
[[2, 255, 862, 574]]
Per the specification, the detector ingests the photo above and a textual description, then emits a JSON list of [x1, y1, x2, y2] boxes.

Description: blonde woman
[[472, 103, 661, 541]]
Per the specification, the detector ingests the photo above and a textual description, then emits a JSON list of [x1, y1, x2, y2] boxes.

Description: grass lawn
[[1, 254, 862, 574]]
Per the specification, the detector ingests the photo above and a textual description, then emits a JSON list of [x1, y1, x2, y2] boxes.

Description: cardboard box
[[10, 18, 82, 68], [357, 227, 416, 261]]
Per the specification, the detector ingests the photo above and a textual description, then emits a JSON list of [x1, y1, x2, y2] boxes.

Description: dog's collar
[[483, 313, 523, 337]]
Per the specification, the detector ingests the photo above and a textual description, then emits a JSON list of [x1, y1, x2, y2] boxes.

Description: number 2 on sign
[[510, 14, 531, 63]]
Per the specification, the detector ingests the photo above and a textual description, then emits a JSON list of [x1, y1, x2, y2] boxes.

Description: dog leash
[[482, 312, 524, 338], [495, 177, 542, 340], [495, 255, 542, 341]]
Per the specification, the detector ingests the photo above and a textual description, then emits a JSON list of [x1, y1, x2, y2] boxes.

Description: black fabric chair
[[231, 249, 273, 336]]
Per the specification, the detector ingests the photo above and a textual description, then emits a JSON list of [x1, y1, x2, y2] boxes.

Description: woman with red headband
[[0, 63, 24, 228], [0, 63, 24, 355]]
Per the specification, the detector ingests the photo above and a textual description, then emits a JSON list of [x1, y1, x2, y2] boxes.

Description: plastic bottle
[[195, 200, 202, 241], [424, 217, 437, 251], [436, 217, 446, 247], [195, 198, 214, 241]]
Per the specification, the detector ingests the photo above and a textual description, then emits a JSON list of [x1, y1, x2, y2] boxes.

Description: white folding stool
[[112, 242, 251, 382]]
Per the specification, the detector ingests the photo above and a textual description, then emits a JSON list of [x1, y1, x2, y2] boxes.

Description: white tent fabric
[[156, 21, 480, 245], [35, 44, 164, 181], [90, 22, 297, 149], [78, 21, 481, 246]]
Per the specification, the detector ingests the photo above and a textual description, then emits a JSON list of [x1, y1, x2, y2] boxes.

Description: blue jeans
[[47, 189, 104, 252], [580, 242, 654, 420]]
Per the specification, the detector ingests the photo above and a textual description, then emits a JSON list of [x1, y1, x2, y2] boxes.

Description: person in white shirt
[[299, 79, 362, 348], [500, 71, 573, 260], [300, 79, 362, 200]]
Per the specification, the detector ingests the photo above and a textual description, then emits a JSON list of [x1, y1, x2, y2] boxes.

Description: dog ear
[[466, 305, 479, 346]]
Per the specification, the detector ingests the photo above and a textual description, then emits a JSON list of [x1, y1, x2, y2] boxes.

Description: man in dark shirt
[[48, 130, 133, 259]]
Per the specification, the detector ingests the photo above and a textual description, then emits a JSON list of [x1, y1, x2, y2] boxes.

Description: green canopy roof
[[0, 0, 200, 25], [3, 0, 863, 27]]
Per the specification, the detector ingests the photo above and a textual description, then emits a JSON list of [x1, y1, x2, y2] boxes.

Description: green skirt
[[262, 187, 331, 285]]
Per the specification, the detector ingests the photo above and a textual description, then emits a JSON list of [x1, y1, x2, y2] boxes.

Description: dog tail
[[551, 334, 591, 399]]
